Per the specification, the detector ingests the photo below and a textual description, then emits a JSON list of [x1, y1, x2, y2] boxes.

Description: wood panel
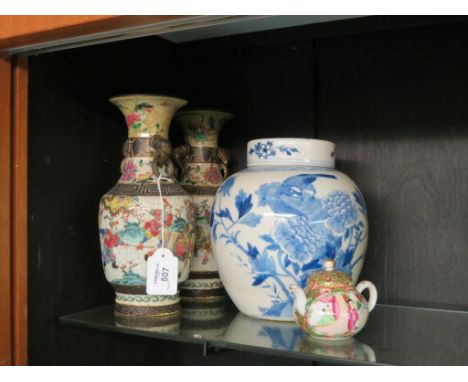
[[0, 55, 12, 366], [11, 56, 28, 365], [0, 16, 186, 51], [315, 21, 468, 309]]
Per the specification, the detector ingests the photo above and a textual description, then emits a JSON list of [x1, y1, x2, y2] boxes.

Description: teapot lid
[[307, 259, 353, 291]]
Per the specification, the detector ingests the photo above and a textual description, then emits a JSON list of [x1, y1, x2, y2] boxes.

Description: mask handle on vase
[[150, 135, 176, 179], [172, 143, 192, 180], [217, 146, 231, 180]]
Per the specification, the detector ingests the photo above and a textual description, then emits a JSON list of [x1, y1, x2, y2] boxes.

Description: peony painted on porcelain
[[211, 173, 367, 318]]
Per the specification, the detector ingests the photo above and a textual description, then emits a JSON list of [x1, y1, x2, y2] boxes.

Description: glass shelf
[[59, 303, 468, 365]]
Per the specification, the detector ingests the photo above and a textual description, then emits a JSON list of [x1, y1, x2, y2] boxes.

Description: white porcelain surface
[[211, 138, 368, 321]]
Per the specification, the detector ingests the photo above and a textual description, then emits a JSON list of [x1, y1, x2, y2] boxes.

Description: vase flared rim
[[109, 94, 188, 105], [176, 109, 234, 118]]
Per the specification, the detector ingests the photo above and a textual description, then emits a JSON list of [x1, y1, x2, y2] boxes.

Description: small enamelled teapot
[[290, 259, 377, 340]]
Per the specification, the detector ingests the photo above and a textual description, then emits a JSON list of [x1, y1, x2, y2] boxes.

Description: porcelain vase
[[174, 109, 233, 301], [98, 94, 195, 318], [211, 138, 368, 321]]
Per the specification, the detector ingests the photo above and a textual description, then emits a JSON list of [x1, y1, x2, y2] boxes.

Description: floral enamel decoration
[[98, 94, 195, 319], [174, 110, 233, 301], [290, 259, 377, 340], [211, 138, 368, 321]]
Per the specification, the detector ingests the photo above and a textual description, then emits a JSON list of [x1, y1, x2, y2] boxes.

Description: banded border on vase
[[114, 309, 181, 328], [180, 287, 226, 300], [185, 147, 220, 164], [107, 182, 190, 196], [123, 137, 154, 157], [115, 292, 180, 306], [186, 271, 220, 280], [114, 301, 181, 317], [180, 185, 218, 195], [181, 280, 223, 290]]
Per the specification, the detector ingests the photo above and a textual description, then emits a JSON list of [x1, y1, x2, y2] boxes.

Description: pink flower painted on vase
[[121, 161, 137, 181], [126, 112, 141, 128]]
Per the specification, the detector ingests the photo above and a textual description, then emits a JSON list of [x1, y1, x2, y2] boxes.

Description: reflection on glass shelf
[[220, 312, 376, 364], [59, 303, 468, 365], [180, 300, 233, 339]]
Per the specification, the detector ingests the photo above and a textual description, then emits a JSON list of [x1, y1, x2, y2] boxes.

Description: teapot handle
[[356, 281, 378, 312]]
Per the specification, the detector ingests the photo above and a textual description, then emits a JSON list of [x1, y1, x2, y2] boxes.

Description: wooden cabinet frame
[[0, 54, 13, 366], [0, 54, 28, 366]]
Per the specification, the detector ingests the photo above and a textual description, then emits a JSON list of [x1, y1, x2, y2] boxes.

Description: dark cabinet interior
[[28, 16, 468, 365]]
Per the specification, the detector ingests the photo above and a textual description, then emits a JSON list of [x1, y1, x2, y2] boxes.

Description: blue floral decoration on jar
[[249, 140, 299, 159], [211, 173, 367, 318]]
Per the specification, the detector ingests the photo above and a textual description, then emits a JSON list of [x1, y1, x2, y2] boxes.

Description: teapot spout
[[290, 284, 307, 316]]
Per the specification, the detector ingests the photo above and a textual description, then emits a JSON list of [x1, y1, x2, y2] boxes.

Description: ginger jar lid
[[247, 138, 335, 167], [307, 259, 353, 291]]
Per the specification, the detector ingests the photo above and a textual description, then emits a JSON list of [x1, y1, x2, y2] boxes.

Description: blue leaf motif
[[266, 243, 280, 251], [220, 176, 235, 197], [252, 252, 276, 274], [291, 262, 300, 274], [260, 301, 292, 317], [353, 188, 367, 215], [240, 213, 262, 227], [301, 258, 322, 272], [235, 189, 253, 219], [211, 223, 219, 241], [260, 234, 275, 243], [252, 274, 270, 286], [246, 242, 259, 259], [278, 146, 300, 156], [340, 248, 354, 268], [324, 240, 338, 259], [344, 228, 351, 240], [216, 208, 233, 222]]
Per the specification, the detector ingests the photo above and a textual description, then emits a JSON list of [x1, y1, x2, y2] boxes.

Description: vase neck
[[175, 110, 233, 148], [110, 95, 187, 138], [118, 136, 176, 183], [247, 138, 336, 168], [184, 129, 220, 148]]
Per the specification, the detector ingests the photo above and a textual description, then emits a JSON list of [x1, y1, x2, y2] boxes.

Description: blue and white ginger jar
[[210, 138, 368, 321]]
